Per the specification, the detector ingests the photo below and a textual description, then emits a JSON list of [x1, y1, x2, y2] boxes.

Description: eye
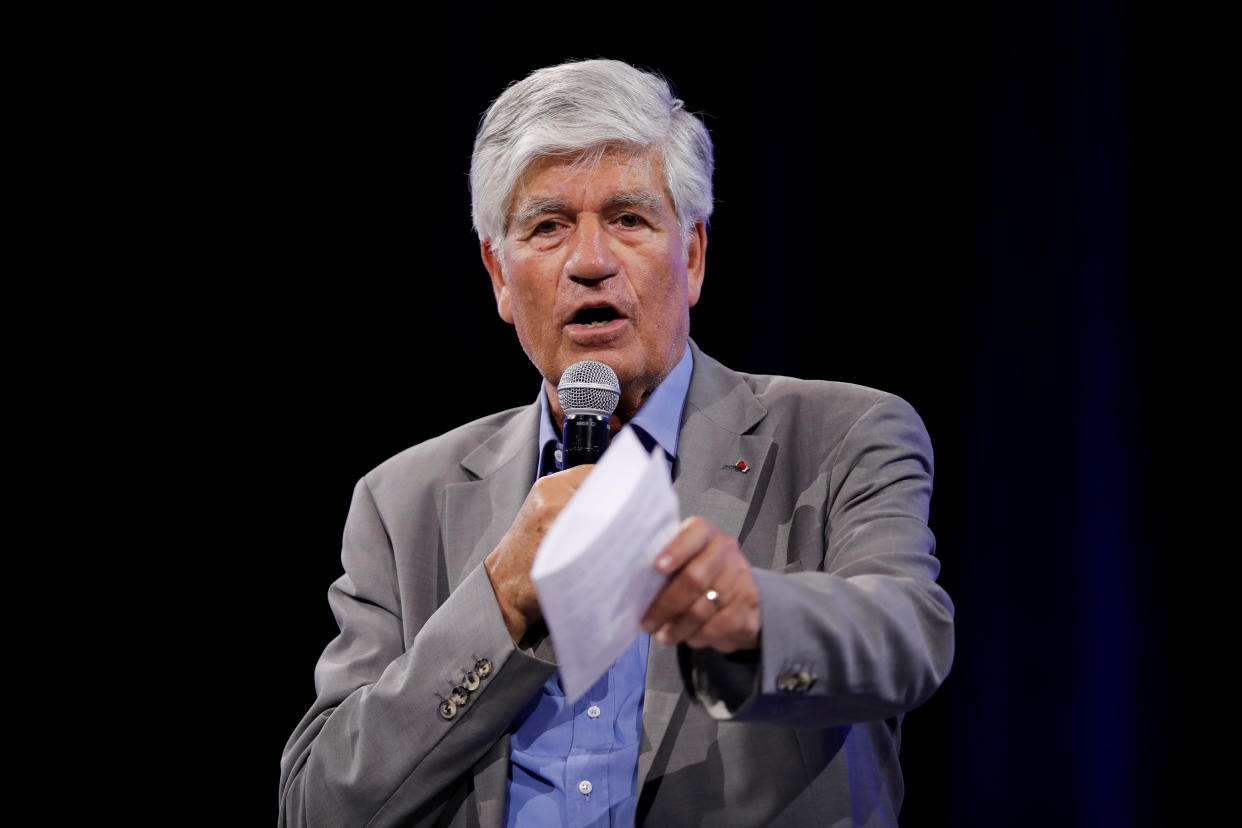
[[616, 213, 646, 229], [532, 219, 561, 235]]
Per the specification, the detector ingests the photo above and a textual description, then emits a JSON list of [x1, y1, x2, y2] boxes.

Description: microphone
[[557, 361, 621, 468]]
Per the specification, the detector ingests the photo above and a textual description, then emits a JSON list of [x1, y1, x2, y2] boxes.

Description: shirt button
[[586, 705, 601, 719], [578, 780, 593, 795]]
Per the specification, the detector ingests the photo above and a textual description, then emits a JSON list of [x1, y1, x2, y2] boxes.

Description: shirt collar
[[536, 347, 694, 474]]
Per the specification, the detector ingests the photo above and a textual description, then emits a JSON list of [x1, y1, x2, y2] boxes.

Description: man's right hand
[[485, 464, 593, 643]]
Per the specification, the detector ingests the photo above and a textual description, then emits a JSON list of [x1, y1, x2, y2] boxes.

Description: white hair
[[470, 59, 714, 251]]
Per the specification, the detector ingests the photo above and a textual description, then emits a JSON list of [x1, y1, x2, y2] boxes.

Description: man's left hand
[[640, 516, 761, 653]]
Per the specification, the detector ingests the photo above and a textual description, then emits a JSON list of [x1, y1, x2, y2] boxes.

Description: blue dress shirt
[[504, 349, 693, 827]]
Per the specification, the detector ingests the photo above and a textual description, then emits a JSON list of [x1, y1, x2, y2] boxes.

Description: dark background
[[140, 2, 1198, 824]]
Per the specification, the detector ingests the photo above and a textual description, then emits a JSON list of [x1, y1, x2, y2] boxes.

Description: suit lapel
[[470, 736, 512, 828], [639, 342, 773, 788], [441, 402, 541, 593]]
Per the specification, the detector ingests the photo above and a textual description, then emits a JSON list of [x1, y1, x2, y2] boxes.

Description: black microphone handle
[[562, 413, 610, 468]]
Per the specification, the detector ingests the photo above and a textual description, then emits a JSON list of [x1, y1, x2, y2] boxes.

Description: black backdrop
[[157, 3, 1195, 824]]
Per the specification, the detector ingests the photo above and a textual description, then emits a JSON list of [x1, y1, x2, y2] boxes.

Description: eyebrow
[[601, 189, 666, 213], [509, 189, 667, 228], [511, 198, 570, 229]]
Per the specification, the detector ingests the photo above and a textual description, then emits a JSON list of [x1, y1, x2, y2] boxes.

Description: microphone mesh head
[[557, 361, 621, 416]]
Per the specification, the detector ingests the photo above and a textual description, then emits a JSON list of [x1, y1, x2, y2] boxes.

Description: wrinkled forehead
[[505, 145, 672, 229]]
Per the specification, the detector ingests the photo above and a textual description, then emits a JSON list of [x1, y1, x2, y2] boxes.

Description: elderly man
[[280, 59, 954, 827]]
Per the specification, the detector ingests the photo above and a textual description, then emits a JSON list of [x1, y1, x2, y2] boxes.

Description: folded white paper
[[531, 426, 680, 702]]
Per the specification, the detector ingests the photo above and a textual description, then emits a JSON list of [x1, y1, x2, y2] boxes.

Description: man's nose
[[564, 214, 619, 284]]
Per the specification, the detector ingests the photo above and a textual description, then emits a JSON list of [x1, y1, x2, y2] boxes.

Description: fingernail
[[657, 630, 672, 646], [656, 556, 673, 572]]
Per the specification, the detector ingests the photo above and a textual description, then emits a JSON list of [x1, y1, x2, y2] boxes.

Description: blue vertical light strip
[[1069, 4, 1133, 823], [955, 5, 1137, 823]]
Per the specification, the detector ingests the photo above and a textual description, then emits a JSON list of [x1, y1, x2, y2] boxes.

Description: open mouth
[[571, 305, 623, 328]]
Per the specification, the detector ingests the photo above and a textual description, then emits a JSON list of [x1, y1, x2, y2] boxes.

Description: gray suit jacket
[[279, 342, 955, 827]]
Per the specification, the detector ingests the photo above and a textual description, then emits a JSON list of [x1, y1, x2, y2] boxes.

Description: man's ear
[[686, 221, 707, 307], [481, 239, 514, 324]]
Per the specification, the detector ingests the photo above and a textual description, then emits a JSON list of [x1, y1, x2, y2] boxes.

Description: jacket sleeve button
[[439, 699, 457, 720]]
